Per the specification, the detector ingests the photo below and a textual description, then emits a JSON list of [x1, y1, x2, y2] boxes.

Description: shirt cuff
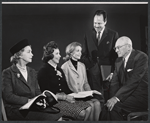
[[114, 97, 120, 102]]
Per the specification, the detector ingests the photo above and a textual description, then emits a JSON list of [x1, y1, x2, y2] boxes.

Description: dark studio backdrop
[[2, 3, 148, 71]]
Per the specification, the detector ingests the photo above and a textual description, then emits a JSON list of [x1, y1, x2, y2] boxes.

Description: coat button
[[59, 89, 61, 91]]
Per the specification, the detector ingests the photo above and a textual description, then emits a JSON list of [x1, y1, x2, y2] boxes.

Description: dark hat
[[10, 39, 29, 55]]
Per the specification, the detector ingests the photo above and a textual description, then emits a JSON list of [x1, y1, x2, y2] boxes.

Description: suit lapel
[[125, 49, 135, 71], [116, 58, 126, 84], [92, 29, 98, 48], [11, 64, 30, 87], [116, 58, 123, 72], [26, 67, 33, 85], [68, 60, 79, 75], [118, 50, 135, 84], [99, 28, 108, 45]]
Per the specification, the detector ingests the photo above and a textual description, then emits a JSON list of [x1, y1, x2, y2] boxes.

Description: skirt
[[53, 100, 90, 119]]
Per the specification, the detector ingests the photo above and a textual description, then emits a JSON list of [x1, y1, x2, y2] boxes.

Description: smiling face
[[94, 14, 106, 32], [115, 43, 128, 58], [51, 48, 61, 65], [19, 46, 33, 64], [71, 46, 82, 61], [115, 37, 132, 58]]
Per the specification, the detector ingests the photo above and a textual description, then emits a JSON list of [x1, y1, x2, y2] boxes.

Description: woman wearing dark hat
[[37, 41, 92, 121], [2, 39, 62, 121]]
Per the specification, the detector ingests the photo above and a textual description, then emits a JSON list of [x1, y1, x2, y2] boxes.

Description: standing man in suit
[[81, 10, 119, 103], [100, 36, 148, 120]]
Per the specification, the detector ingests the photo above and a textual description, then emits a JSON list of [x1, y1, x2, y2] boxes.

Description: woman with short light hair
[[62, 42, 101, 121]]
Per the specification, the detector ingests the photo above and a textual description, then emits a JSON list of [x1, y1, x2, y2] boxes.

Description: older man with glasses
[[100, 36, 148, 121]]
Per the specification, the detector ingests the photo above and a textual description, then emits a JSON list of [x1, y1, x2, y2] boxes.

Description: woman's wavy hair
[[42, 41, 58, 63], [63, 42, 82, 61]]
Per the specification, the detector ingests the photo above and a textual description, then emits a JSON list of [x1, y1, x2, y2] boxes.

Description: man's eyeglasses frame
[[113, 44, 128, 51]]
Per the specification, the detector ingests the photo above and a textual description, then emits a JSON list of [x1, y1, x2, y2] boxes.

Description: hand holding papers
[[68, 90, 101, 99]]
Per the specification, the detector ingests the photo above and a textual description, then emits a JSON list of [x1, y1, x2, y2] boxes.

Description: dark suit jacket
[[37, 63, 72, 94], [82, 27, 119, 71], [2, 64, 41, 117], [109, 49, 148, 103]]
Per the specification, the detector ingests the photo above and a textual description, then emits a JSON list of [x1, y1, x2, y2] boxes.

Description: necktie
[[122, 58, 125, 70], [97, 31, 101, 45], [120, 58, 126, 83]]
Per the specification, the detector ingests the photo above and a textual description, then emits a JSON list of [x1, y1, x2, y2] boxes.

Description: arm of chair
[[127, 111, 148, 121], [1, 99, 8, 121]]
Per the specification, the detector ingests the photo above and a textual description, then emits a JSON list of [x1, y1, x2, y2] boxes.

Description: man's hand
[[106, 73, 113, 81], [105, 97, 118, 111]]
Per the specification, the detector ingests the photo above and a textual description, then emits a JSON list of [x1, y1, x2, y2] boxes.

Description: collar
[[100, 26, 105, 34], [11, 64, 30, 73], [48, 61, 57, 70], [124, 50, 132, 63], [95, 26, 105, 34], [71, 58, 78, 64], [16, 63, 27, 71]]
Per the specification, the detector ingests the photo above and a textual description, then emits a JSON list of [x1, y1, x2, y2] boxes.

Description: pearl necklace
[[16, 64, 27, 71]]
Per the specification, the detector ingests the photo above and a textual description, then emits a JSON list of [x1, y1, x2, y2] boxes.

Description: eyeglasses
[[113, 44, 128, 50]]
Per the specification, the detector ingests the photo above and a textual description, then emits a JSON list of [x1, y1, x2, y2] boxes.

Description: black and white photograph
[[1, 1, 148, 121]]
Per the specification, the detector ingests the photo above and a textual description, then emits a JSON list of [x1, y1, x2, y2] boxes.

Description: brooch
[[56, 70, 62, 78], [17, 73, 20, 78]]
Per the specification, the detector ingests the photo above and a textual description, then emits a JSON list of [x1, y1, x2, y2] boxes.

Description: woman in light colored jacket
[[37, 41, 92, 121], [61, 42, 101, 121]]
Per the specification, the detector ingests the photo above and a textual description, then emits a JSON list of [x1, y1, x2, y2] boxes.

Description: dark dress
[[37, 63, 90, 119], [2, 64, 62, 121]]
